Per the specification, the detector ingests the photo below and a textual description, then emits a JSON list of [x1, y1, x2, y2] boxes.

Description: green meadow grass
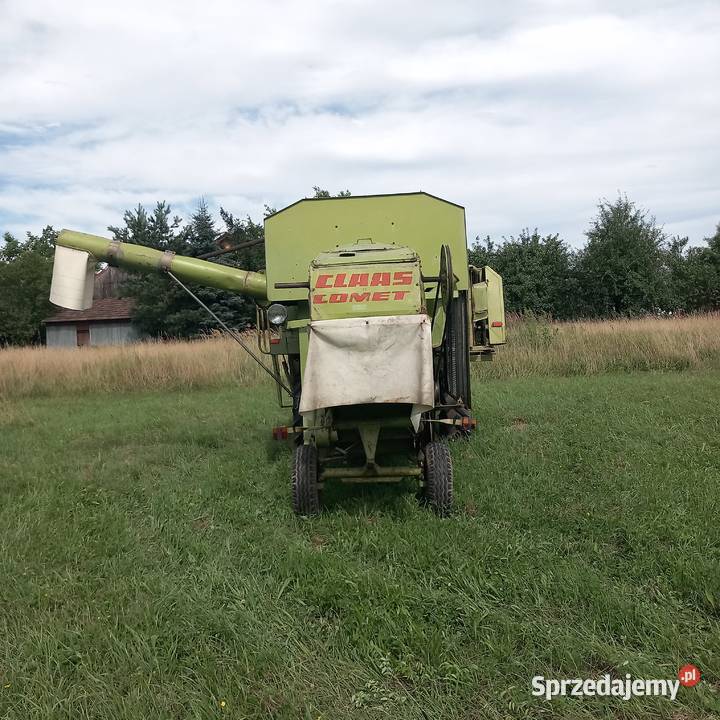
[[1, 372, 719, 718]]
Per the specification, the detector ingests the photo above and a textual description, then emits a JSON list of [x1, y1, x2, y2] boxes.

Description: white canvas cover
[[49, 245, 95, 310], [299, 314, 434, 420]]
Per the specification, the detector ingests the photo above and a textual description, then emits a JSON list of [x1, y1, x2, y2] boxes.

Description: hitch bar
[[271, 416, 475, 440]]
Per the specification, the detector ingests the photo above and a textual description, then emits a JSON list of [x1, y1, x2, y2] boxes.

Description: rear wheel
[[292, 445, 320, 515], [423, 441, 454, 516]]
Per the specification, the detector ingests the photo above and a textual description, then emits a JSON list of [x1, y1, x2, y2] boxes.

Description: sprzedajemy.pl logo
[[532, 664, 701, 701]]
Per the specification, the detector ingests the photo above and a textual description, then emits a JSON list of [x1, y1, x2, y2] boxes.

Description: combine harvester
[[49, 193, 505, 515]]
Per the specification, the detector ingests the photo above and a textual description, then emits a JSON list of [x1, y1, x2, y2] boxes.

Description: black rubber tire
[[443, 293, 472, 410], [423, 441, 454, 516], [292, 444, 321, 515]]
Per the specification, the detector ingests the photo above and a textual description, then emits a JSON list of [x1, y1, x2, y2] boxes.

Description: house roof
[[44, 297, 135, 324]]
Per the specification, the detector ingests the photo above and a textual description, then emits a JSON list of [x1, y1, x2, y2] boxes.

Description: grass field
[[1, 369, 719, 718], [1, 313, 719, 399]]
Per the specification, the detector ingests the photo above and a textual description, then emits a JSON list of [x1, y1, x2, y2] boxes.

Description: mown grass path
[[1, 372, 718, 718]]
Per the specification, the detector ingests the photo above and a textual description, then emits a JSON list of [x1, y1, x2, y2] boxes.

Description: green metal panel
[[291, 319, 310, 377], [431, 304, 447, 348], [312, 242, 418, 266], [265, 193, 469, 302], [485, 266, 506, 345]]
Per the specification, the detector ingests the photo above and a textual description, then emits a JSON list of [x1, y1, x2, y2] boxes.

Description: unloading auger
[[50, 192, 506, 515]]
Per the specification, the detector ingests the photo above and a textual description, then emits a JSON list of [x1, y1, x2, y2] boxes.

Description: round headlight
[[267, 303, 288, 326]]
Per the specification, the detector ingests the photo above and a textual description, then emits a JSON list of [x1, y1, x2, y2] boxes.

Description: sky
[[1, 0, 719, 248]]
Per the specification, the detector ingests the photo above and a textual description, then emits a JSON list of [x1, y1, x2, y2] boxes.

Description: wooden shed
[[44, 267, 141, 347]]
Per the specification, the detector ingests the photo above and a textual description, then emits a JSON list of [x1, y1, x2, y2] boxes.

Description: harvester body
[[49, 192, 506, 515]]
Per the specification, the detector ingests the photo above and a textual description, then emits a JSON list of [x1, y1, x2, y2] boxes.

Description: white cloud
[[0, 0, 718, 245]]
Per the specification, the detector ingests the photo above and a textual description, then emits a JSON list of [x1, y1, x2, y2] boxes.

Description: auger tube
[[56, 229, 267, 300]]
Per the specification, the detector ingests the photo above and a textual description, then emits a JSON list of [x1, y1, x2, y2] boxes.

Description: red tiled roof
[[44, 298, 135, 324]]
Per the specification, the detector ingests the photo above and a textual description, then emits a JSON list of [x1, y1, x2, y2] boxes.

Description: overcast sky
[[1, 0, 718, 248]]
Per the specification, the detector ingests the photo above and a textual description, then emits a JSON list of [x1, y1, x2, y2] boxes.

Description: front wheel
[[423, 441, 454, 516], [292, 444, 321, 516]]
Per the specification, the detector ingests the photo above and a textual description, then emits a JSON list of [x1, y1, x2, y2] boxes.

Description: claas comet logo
[[313, 271, 414, 304]]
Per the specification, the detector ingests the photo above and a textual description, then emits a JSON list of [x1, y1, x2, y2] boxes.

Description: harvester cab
[[49, 192, 506, 516]]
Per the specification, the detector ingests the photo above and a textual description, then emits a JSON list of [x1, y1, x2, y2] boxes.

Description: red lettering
[[315, 272, 413, 303], [348, 273, 369, 287], [370, 272, 391, 287]]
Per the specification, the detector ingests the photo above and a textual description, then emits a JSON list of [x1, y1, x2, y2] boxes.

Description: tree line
[[469, 196, 720, 319], [1, 192, 718, 346]]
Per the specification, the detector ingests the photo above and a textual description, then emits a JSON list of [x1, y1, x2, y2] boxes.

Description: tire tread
[[292, 445, 320, 515], [424, 441, 454, 516]]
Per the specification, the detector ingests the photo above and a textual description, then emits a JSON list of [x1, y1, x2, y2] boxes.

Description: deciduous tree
[[0, 227, 56, 345], [576, 195, 667, 316], [469, 230, 577, 318]]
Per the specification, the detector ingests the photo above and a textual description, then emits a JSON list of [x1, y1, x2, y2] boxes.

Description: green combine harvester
[[49, 193, 506, 515]]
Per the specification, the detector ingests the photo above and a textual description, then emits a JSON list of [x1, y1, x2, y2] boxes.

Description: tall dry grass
[[1, 314, 719, 399], [0, 334, 265, 400], [475, 312, 720, 380]]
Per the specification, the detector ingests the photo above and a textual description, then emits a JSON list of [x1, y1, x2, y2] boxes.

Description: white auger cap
[[49, 245, 95, 310]]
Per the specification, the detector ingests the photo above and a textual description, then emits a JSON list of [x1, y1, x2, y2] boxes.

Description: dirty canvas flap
[[299, 314, 434, 415]]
